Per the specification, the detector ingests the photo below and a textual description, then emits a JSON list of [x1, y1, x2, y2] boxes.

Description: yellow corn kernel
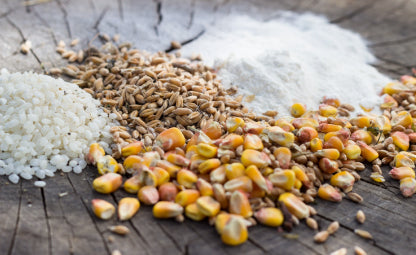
[[291, 103, 306, 117], [268, 170, 296, 191], [158, 182, 178, 201], [86, 143, 105, 165], [244, 134, 264, 151], [91, 199, 115, 220], [166, 153, 190, 168], [221, 216, 248, 246], [319, 104, 337, 117], [196, 143, 218, 158], [374, 115, 392, 134], [141, 151, 161, 167], [401, 75, 416, 85], [121, 141, 143, 157], [219, 134, 244, 150], [241, 149, 271, 168], [225, 163, 245, 180], [185, 203, 206, 221], [229, 190, 252, 218], [318, 158, 338, 174], [175, 189, 201, 207], [323, 136, 344, 152], [318, 184, 342, 202], [274, 118, 295, 132], [294, 179, 302, 190], [262, 167, 274, 177], [226, 117, 245, 133], [210, 165, 227, 184], [330, 171, 355, 192], [310, 138, 323, 152], [196, 178, 214, 197], [123, 155, 143, 172], [155, 127, 186, 151], [97, 155, 120, 175], [383, 81, 407, 95], [389, 166, 415, 180], [350, 130, 372, 144], [278, 192, 309, 219], [254, 207, 284, 227], [196, 196, 221, 217], [156, 160, 181, 177], [394, 153, 415, 168], [124, 175, 141, 194], [343, 141, 361, 160], [297, 126, 319, 143], [399, 151, 416, 163], [185, 145, 198, 158], [153, 201, 183, 218], [245, 165, 268, 192], [93, 173, 122, 194], [357, 141, 379, 162], [391, 132, 410, 151], [198, 158, 221, 174], [273, 147, 292, 169], [292, 165, 311, 188], [202, 120, 223, 139], [186, 133, 198, 151], [391, 111, 412, 128], [177, 169, 198, 188], [138, 168, 158, 187], [318, 123, 342, 133], [262, 126, 295, 147], [138, 186, 160, 205], [400, 177, 416, 197], [224, 176, 253, 193], [350, 116, 372, 128], [152, 167, 170, 186], [291, 118, 319, 129], [315, 149, 340, 160], [215, 212, 231, 234], [190, 154, 207, 171], [118, 197, 140, 221], [370, 172, 385, 183], [381, 94, 398, 109]]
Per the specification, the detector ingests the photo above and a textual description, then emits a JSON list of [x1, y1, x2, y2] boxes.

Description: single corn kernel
[[357, 141, 379, 162], [196, 178, 214, 196], [196, 143, 218, 158], [177, 169, 198, 188], [185, 145, 198, 158], [292, 165, 311, 188], [157, 160, 181, 177], [343, 141, 361, 160], [185, 203, 206, 221], [226, 117, 245, 133], [391, 132, 410, 151], [221, 216, 248, 246], [91, 199, 115, 220], [158, 182, 178, 201], [318, 184, 342, 202], [374, 115, 391, 134], [137, 168, 158, 187], [155, 127, 186, 151], [229, 190, 253, 218], [121, 141, 143, 157], [268, 170, 296, 191], [215, 212, 231, 234], [318, 123, 342, 133], [294, 179, 302, 190], [243, 121, 266, 134], [118, 197, 140, 221], [225, 163, 246, 180], [322, 97, 341, 107], [152, 167, 170, 186], [381, 94, 398, 109], [175, 189, 200, 207], [389, 166, 415, 180], [213, 183, 228, 209], [224, 176, 253, 193], [323, 136, 344, 152], [245, 165, 269, 192], [409, 133, 416, 144], [254, 207, 284, 227], [318, 158, 338, 174], [400, 177, 416, 197], [123, 155, 144, 172], [124, 175, 141, 194], [278, 192, 310, 219], [86, 143, 105, 165], [291, 103, 306, 117], [291, 118, 319, 129], [196, 130, 213, 145], [210, 165, 227, 184], [190, 154, 207, 171], [262, 126, 295, 147], [219, 134, 244, 149], [319, 104, 337, 117], [274, 118, 295, 132], [398, 151, 416, 163], [166, 153, 190, 167], [394, 153, 415, 168], [370, 172, 385, 183], [391, 111, 412, 128], [142, 151, 161, 167], [198, 158, 221, 174], [310, 137, 323, 152], [93, 173, 122, 194], [383, 81, 407, 95], [351, 130, 373, 144], [202, 120, 223, 139], [244, 134, 264, 151], [350, 116, 372, 128], [138, 186, 160, 205], [315, 149, 340, 160], [97, 155, 120, 175], [401, 75, 416, 85], [297, 126, 318, 143], [273, 147, 292, 169], [330, 171, 355, 192], [153, 201, 184, 218], [196, 196, 221, 217], [241, 149, 271, 168]]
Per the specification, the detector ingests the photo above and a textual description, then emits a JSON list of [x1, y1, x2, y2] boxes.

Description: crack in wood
[[376, 56, 415, 69], [117, 0, 124, 20], [31, 7, 58, 45], [155, 221, 184, 253], [165, 29, 205, 52], [330, 2, 376, 24], [56, 0, 72, 38], [7, 182, 22, 255], [247, 237, 268, 253], [40, 187, 52, 255], [187, 0, 195, 29], [93, 7, 109, 31], [153, 0, 163, 36], [370, 35, 416, 47], [57, 195, 75, 255]]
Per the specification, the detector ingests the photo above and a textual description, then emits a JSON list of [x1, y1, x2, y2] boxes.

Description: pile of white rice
[[0, 69, 114, 184]]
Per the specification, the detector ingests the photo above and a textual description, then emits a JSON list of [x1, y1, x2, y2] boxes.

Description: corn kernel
[[225, 163, 245, 180], [383, 81, 407, 95], [196, 143, 218, 158], [370, 172, 385, 183], [391, 131, 410, 151], [350, 116, 372, 128], [398, 151, 416, 163], [351, 130, 373, 144], [401, 75, 416, 85], [123, 155, 144, 172], [158, 182, 178, 201], [381, 94, 398, 109], [189, 154, 207, 171], [374, 115, 391, 134], [262, 126, 295, 147], [226, 117, 245, 133], [224, 176, 253, 193], [291, 118, 319, 129], [244, 134, 264, 151], [86, 143, 105, 165], [243, 121, 265, 134], [221, 216, 248, 246], [185, 145, 198, 158], [215, 212, 231, 234], [391, 111, 412, 128], [273, 147, 292, 169], [97, 155, 120, 175], [394, 153, 415, 168], [318, 123, 342, 133], [400, 177, 416, 197], [274, 118, 295, 132], [175, 189, 201, 207], [93, 173, 122, 194], [315, 149, 340, 160], [292, 165, 311, 188], [389, 166, 415, 180], [155, 127, 186, 151], [319, 104, 337, 117], [153, 201, 183, 218], [219, 134, 244, 149], [152, 167, 170, 186], [357, 141, 379, 162], [177, 169, 198, 188], [330, 171, 355, 192], [229, 190, 252, 218], [310, 138, 323, 152], [157, 160, 181, 177], [121, 141, 143, 157], [291, 103, 306, 117], [343, 141, 361, 160], [185, 203, 206, 221], [254, 207, 284, 227], [118, 197, 140, 221], [138, 186, 160, 205], [91, 199, 115, 220], [245, 165, 269, 192], [323, 136, 344, 152], [318, 158, 338, 174], [196, 196, 221, 217], [137, 168, 157, 187], [268, 170, 296, 191], [202, 120, 223, 139], [210, 165, 227, 184], [318, 184, 342, 202], [124, 175, 141, 194], [278, 192, 309, 219], [241, 149, 271, 168], [141, 151, 161, 167], [297, 126, 318, 143], [198, 158, 221, 174]]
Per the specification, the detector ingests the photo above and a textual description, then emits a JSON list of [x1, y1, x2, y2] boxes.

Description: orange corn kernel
[[244, 134, 264, 151], [323, 136, 344, 152], [318, 184, 342, 202], [241, 149, 271, 168], [391, 132, 410, 151], [121, 141, 143, 157], [310, 137, 323, 152], [155, 127, 186, 151], [225, 163, 246, 180], [291, 103, 306, 117], [202, 120, 223, 139], [297, 127, 318, 143], [318, 158, 338, 174], [357, 141, 379, 162]]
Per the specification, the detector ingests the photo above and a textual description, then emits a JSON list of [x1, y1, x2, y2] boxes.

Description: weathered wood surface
[[1, 0, 416, 254]]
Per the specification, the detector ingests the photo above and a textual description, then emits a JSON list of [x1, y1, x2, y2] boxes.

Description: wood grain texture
[[1, 0, 415, 254]]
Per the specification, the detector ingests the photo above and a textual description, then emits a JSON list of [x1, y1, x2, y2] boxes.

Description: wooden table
[[1, 0, 415, 254]]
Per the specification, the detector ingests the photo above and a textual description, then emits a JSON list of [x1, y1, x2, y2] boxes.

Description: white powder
[[182, 13, 391, 116]]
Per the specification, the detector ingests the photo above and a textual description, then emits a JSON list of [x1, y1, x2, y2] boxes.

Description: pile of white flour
[[182, 12, 391, 116]]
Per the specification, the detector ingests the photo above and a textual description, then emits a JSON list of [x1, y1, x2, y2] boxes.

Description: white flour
[[182, 13, 391, 116]]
